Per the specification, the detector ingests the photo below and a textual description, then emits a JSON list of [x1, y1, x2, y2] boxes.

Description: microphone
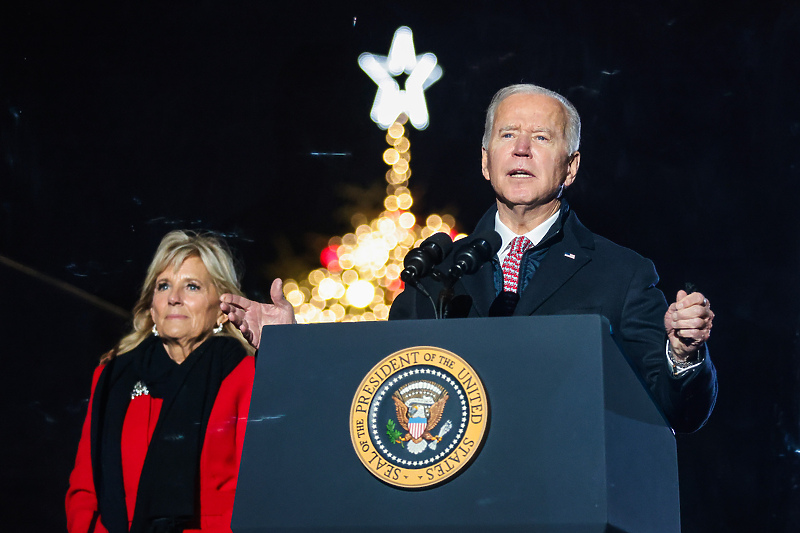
[[447, 230, 502, 281], [400, 232, 454, 283]]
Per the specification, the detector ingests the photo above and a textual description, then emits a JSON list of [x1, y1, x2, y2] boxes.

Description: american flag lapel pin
[[564, 253, 576, 259]]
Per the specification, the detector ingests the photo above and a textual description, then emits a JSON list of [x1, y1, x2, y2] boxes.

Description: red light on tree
[[320, 245, 341, 271], [386, 278, 403, 293]]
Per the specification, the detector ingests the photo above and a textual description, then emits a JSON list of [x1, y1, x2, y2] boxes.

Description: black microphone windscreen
[[472, 230, 502, 257], [449, 230, 502, 277], [401, 232, 454, 282], [422, 232, 454, 260]]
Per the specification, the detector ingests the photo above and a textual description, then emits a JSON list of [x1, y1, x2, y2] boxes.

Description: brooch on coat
[[131, 380, 150, 399]]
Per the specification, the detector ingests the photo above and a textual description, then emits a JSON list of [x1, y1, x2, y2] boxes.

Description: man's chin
[[497, 195, 548, 210]]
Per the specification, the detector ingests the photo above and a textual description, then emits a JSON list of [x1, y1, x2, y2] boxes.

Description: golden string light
[[282, 115, 464, 323]]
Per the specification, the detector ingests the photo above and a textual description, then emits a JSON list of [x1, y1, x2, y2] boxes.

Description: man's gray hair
[[481, 84, 581, 155]]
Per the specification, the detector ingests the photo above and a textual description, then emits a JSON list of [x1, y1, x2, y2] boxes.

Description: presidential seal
[[350, 346, 489, 489]]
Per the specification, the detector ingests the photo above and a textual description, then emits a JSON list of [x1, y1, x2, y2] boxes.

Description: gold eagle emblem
[[391, 380, 449, 444]]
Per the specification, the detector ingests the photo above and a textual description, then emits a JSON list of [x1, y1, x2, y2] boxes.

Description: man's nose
[[513, 135, 532, 156]]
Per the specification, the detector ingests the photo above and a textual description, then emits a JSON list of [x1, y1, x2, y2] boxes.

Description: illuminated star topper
[[358, 26, 443, 131]]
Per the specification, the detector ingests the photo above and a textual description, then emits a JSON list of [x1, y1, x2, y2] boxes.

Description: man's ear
[[481, 147, 490, 181], [564, 151, 580, 188]]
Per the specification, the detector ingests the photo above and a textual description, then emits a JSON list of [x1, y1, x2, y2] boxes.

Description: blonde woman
[[67, 230, 257, 533]]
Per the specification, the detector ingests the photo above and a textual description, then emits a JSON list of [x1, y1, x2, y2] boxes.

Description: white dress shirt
[[494, 209, 560, 265]]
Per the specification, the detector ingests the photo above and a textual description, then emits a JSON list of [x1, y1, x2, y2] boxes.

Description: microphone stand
[[402, 270, 442, 319], [433, 270, 454, 319]]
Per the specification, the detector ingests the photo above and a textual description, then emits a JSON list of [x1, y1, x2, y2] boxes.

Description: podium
[[232, 315, 679, 533]]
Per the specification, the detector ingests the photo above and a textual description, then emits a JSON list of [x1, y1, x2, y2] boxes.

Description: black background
[[1, 1, 799, 531]]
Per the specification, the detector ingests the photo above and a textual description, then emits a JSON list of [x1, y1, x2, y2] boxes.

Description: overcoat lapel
[[455, 203, 597, 318], [513, 212, 595, 316]]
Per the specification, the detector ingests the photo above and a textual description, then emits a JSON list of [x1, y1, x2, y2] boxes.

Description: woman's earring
[[213, 322, 224, 334], [152, 324, 159, 337]]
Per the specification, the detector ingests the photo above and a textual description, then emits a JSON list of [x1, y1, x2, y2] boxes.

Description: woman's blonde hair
[[103, 230, 254, 361]]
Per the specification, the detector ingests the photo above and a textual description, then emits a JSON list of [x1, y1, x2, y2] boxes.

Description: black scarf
[[90, 334, 246, 533]]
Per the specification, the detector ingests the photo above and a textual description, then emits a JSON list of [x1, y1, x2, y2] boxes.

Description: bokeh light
[[286, 118, 461, 323]]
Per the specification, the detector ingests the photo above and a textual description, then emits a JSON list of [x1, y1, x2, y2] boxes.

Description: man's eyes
[[499, 132, 550, 141]]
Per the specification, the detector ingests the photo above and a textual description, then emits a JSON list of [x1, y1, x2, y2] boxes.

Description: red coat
[[66, 355, 255, 533]]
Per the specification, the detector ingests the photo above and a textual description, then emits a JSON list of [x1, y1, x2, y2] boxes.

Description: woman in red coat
[[66, 230, 256, 533]]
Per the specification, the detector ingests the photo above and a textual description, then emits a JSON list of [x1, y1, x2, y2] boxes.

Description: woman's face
[[150, 255, 223, 354]]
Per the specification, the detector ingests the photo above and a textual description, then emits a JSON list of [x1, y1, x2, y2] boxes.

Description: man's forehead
[[499, 123, 557, 133], [495, 93, 567, 128]]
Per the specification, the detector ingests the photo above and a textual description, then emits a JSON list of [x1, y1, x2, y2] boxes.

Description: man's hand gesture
[[664, 290, 714, 361], [220, 278, 296, 350]]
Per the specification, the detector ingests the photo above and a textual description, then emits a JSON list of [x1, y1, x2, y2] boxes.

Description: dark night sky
[[2, 1, 799, 531]]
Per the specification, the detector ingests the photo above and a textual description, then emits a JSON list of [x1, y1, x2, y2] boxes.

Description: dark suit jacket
[[389, 203, 717, 433]]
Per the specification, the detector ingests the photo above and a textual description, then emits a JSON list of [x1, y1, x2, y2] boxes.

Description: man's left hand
[[664, 290, 714, 361]]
